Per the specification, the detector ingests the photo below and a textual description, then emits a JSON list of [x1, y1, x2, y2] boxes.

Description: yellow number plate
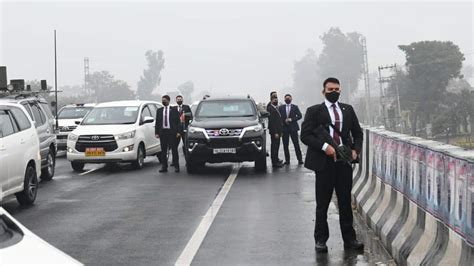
[[85, 148, 105, 157]]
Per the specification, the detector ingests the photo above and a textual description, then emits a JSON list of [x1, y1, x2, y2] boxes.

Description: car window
[[0, 110, 16, 138], [30, 104, 45, 126], [40, 102, 54, 119], [82, 106, 139, 125], [148, 104, 158, 119], [21, 103, 33, 120], [196, 100, 256, 118], [58, 107, 93, 119], [10, 107, 32, 131], [141, 106, 152, 120]]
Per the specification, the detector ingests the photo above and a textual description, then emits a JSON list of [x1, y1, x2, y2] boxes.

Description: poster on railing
[[446, 157, 457, 228], [418, 147, 427, 208], [454, 158, 468, 235], [467, 162, 474, 245], [395, 140, 404, 191], [434, 151, 445, 219]]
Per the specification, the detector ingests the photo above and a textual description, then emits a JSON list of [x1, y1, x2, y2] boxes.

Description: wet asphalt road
[[2, 148, 394, 265]]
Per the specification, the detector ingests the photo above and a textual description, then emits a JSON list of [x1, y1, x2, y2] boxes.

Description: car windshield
[[196, 100, 255, 118], [81, 106, 139, 125], [58, 107, 93, 119]]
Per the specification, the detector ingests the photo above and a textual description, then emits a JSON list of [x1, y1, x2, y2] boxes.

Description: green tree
[[87, 71, 135, 103], [293, 49, 321, 107], [398, 41, 465, 135], [177, 80, 194, 103], [137, 50, 165, 100], [317, 27, 364, 103]]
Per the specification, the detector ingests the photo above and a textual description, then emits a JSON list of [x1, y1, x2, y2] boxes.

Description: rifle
[[313, 124, 354, 164]]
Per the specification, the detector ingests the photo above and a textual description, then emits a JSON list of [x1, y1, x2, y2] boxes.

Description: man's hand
[[325, 145, 337, 161], [155, 134, 160, 138], [352, 150, 358, 161], [274, 133, 279, 139], [176, 133, 181, 138]]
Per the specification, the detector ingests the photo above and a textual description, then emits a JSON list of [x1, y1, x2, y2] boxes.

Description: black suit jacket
[[279, 104, 303, 132], [267, 104, 283, 135], [300, 102, 363, 172], [155, 106, 182, 135], [174, 104, 193, 130]]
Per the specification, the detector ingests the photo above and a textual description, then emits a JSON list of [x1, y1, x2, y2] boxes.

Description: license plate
[[85, 148, 105, 157], [213, 148, 236, 154]]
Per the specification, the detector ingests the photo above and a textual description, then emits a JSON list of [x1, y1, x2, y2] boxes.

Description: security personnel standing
[[174, 95, 193, 155], [267, 94, 283, 168], [155, 95, 182, 173], [279, 94, 303, 165], [301, 77, 364, 253]]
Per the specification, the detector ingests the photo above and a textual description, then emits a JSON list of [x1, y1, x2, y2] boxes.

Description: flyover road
[[3, 148, 394, 265]]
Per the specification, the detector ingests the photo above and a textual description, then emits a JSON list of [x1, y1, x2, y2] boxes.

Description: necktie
[[332, 104, 341, 145], [164, 107, 168, 128], [287, 105, 290, 117]]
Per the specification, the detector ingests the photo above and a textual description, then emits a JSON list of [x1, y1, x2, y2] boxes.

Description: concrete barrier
[[352, 127, 474, 265]]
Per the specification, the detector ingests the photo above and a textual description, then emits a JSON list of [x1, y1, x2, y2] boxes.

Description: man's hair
[[162, 95, 170, 101], [284, 93, 292, 98], [323, 77, 340, 90], [176, 95, 183, 99], [270, 91, 277, 97]]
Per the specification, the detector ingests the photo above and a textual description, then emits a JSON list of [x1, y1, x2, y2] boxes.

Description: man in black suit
[[267, 94, 283, 168], [174, 95, 193, 155], [279, 94, 303, 165], [155, 95, 182, 173], [301, 77, 364, 253]]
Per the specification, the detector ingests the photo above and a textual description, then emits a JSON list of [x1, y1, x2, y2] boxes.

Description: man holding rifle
[[300, 77, 364, 253]]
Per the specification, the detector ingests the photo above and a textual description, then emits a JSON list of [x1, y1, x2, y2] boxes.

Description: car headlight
[[68, 133, 78, 141], [245, 124, 263, 132], [115, 130, 136, 140], [188, 126, 205, 134]]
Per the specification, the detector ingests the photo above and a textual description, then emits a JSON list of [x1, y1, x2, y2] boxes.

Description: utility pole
[[54, 30, 58, 130], [361, 36, 371, 125], [84, 57, 89, 97], [378, 64, 398, 129]]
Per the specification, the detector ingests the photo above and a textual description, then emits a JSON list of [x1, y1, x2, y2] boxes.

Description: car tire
[[15, 164, 38, 206], [132, 145, 145, 169], [186, 158, 197, 174], [71, 162, 85, 172], [255, 152, 267, 172], [40, 149, 55, 181]]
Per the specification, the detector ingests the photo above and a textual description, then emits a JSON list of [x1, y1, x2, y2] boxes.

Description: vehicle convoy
[[66, 100, 163, 171], [185, 96, 269, 173], [56, 103, 95, 151], [0, 103, 41, 205], [0, 93, 57, 181]]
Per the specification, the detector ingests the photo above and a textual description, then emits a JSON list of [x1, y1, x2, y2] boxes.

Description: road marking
[[175, 164, 241, 266], [78, 167, 100, 176]]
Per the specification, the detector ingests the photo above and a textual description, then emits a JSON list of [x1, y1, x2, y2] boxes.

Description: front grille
[[57, 135, 67, 140], [60, 125, 77, 132], [75, 135, 118, 152], [207, 137, 241, 148], [206, 128, 243, 137]]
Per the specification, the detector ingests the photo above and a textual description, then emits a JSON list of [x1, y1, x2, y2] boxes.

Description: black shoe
[[284, 161, 290, 165], [175, 167, 180, 173], [298, 160, 304, 165], [278, 159, 283, 164], [344, 239, 364, 250], [170, 163, 175, 167], [272, 162, 283, 168], [314, 241, 328, 253], [159, 168, 168, 173]]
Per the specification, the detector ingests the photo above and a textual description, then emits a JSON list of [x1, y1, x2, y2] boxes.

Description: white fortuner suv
[[66, 101, 162, 171], [0, 103, 41, 205]]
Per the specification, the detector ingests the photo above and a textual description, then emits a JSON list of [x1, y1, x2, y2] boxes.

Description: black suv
[[185, 96, 269, 173]]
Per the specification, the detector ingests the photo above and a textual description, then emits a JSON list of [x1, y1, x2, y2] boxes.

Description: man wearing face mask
[[155, 95, 182, 173], [301, 77, 364, 253], [267, 94, 284, 168], [174, 95, 193, 156], [279, 94, 303, 165]]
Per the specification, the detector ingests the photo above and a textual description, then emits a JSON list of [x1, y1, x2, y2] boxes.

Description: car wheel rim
[[28, 169, 37, 199], [139, 149, 144, 166], [47, 153, 54, 175]]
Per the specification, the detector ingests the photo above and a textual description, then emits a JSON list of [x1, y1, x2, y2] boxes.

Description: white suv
[[66, 101, 162, 171], [56, 103, 95, 151], [0, 103, 41, 205]]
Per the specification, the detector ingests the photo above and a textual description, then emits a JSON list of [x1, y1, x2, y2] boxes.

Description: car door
[[9, 106, 36, 189], [140, 105, 157, 154], [148, 104, 161, 153], [0, 109, 22, 193], [29, 102, 49, 163]]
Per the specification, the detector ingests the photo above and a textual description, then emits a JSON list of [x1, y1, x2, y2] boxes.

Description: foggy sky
[[1, 1, 472, 103]]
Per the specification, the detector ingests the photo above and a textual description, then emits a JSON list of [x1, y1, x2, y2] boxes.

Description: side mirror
[[143, 116, 154, 124], [74, 120, 81, 125], [259, 110, 270, 118]]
